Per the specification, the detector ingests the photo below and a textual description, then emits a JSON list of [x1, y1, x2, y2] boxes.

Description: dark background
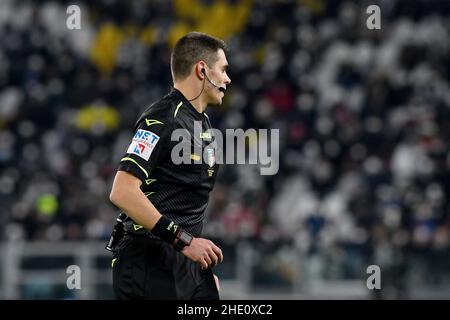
[[1, 0, 450, 299]]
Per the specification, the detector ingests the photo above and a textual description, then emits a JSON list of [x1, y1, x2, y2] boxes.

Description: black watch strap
[[173, 229, 193, 252]]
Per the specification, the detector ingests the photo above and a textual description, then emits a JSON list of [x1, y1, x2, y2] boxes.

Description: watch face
[[180, 231, 192, 244]]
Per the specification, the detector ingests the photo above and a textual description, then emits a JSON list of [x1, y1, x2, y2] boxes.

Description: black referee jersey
[[117, 88, 219, 237]]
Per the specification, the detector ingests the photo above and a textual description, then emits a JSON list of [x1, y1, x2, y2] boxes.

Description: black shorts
[[112, 234, 220, 300]]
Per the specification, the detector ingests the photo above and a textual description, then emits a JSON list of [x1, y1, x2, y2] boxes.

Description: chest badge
[[200, 132, 212, 140]]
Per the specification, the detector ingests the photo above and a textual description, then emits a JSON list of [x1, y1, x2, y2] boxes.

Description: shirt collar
[[170, 88, 204, 120]]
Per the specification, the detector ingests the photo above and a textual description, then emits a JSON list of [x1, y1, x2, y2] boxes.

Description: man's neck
[[174, 83, 207, 114]]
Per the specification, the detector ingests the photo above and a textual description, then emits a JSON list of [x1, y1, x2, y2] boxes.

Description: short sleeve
[[118, 111, 173, 182]]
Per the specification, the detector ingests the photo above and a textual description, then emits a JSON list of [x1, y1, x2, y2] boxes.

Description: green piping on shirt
[[120, 157, 149, 178]]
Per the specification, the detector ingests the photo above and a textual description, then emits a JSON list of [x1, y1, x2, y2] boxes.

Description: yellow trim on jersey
[[145, 178, 157, 185], [120, 157, 149, 178], [174, 101, 183, 117], [145, 118, 164, 126], [111, 258, 117, 268]]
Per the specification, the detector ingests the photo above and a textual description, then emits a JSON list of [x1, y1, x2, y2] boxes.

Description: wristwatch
[[173, 229, 193, 252]]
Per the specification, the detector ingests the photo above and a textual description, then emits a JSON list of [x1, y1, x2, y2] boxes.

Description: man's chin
[[207, 92, 224, 106], [209, 97, 223, 106]]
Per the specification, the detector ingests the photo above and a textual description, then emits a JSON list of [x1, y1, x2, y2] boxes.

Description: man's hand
[[181, 237, 223, 269]]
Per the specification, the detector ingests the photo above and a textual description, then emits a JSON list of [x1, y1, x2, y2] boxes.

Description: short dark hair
[[171, 32, 227, 81]]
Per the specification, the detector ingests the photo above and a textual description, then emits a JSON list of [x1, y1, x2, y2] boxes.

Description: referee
[[108, 32, 231, 299]]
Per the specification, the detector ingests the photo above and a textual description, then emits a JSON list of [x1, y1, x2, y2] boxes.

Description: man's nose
[[225, 74, 231, 85]]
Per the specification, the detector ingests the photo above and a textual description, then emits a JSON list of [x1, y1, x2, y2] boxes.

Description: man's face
[[205, 49, 231, 105]]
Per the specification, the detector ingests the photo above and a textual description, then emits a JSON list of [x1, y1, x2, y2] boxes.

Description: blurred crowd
[[1, 0, 450, 294]]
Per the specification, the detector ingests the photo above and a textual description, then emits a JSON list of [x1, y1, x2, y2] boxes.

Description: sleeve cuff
[[118, 157, 149, 181]]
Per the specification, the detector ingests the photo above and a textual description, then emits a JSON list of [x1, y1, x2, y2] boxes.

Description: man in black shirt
[[108, 32, 231, 299]]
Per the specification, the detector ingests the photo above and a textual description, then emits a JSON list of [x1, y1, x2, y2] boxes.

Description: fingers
[[186, 238, 224, 269], [204, 253, 213, 267], [200, 259, 209, 270], [211, 244, 223, 263], [207, 247, 219, 267]]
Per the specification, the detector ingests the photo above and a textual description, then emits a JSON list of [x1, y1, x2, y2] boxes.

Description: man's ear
[[195, 62, 206, 80]]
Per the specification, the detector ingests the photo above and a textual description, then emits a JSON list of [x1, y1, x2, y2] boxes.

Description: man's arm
[[110, 170, 161, 230], [109, 170, 223, 269]]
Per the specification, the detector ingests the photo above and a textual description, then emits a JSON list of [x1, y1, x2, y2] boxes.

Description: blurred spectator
[[1, 0, 450, 296]]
